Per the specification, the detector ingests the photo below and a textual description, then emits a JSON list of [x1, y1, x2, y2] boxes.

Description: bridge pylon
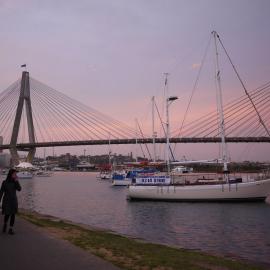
[[10, 71, 36, 165]]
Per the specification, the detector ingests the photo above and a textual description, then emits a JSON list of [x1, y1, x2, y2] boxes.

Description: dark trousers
[[4, 214, 15, 227]]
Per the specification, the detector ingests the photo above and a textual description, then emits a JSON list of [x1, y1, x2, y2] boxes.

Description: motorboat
[[112, 168, 159, 186], [99, 171, 112, 180], [76, 161, 95, 171]]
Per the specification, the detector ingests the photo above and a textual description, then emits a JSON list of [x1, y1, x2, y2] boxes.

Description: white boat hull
[[17, 171, 33, 179], [128, 179, 270, 202], [112, 179, 132, 186]]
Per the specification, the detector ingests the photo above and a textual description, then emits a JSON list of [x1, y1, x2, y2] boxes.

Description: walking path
[[0, 216, 121, 270]]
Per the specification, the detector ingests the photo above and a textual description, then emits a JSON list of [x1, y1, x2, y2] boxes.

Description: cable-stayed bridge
[[0, 71, 270, 164]]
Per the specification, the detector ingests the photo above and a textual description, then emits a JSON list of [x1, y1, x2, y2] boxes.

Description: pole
[[213, 31, 228, 173], [135, 119, 138, 162], [108, 132, 111, 167], [152, 96, 156, 162], [164, 73, 170, 175]]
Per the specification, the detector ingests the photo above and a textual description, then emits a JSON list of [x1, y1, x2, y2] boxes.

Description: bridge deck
[[1, 137, 269, 150]]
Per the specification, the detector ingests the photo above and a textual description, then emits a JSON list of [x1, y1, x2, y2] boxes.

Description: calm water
[[13, 172, 270, 265]]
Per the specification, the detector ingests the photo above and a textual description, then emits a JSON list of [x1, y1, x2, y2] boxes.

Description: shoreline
[[19, 209, 268, 270]]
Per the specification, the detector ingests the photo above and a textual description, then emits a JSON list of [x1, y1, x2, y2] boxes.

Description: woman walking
[[0, 168, 22, 235]]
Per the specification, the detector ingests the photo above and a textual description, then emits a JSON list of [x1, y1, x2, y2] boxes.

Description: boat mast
[[165, 73, 170, 175], [108, 132, 111, 168], [152, 96, 157, 162], [135, 118, 138, 162], [212, 31, 228, 173]]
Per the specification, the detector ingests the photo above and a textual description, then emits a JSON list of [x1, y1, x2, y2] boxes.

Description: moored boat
[[128, 173, 270, 201], [99, 171, 112, 180], [17, 171, 33, 179], [112, 168, 159, 186], [127, 31, 270, 202], [35, 171, 53, 177]]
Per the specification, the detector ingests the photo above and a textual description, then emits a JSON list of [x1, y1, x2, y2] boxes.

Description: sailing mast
[[165, 73, 170, 174], [164, 73, 178, 175], [108, 132, 111, 168], [212, 31, 229, 175], [135, 118, 138, 162], [152, 96, 157, 162]]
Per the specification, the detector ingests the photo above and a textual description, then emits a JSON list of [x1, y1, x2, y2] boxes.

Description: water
[[15, 172, 270, 266]]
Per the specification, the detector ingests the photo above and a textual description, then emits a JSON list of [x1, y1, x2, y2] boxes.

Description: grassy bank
[[19, 211, 265, 270]]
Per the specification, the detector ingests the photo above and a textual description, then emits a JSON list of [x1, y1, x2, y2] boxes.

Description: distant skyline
[[1, 0, 270, 161]]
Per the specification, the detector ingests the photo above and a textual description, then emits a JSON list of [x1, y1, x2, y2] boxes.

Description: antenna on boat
[[212, 31, 229, 177]]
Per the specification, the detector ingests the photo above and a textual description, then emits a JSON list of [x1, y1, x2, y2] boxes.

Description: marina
[[18, 171, 270, 266], [0, 2, 270, 269]]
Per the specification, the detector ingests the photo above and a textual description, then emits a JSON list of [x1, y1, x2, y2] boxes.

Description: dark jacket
[[0, 179, 22, 215]]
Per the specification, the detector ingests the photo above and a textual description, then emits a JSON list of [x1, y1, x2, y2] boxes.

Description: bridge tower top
[[10, 71, 36, 165]]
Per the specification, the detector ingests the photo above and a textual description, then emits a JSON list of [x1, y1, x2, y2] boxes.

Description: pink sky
[[0, 0, 270, 161]]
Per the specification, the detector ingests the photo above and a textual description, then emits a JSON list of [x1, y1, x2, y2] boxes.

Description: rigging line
[[30, 78, 138, 137], [173, 34, 212, 153], [34, 86, 110, 140], [136, 119, 152, 160], [217, 34, 270, 137], [32, 82, 134, 140], [31, 90, 78, 141], [168, 34, 212, 74]]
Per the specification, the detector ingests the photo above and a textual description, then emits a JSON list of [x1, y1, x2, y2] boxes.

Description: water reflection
[[17, 172, 270, 265]]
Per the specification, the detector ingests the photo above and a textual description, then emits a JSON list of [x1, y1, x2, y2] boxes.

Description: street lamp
[[166, 95, 178, 175]]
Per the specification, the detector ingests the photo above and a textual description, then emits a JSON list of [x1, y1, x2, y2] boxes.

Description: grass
[[19, 211, 266, 270]]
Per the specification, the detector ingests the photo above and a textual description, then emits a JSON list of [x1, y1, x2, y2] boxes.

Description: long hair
[[5, 168, 17, 182]]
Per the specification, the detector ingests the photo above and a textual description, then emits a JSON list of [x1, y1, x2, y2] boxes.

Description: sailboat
[[128, 31, 270, 202]]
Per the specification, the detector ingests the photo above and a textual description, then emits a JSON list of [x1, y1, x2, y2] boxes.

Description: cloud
[[191, 63, 201, 69]]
